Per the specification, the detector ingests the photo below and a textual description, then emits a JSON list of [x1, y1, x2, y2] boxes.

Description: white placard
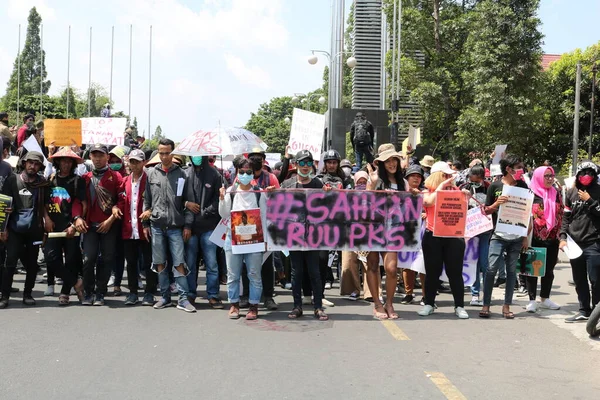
[[22, 135, 51, 177], [209, 217, 230, 247], [265, 153, 281, 169], [496, 185, 534, 237], [407, 125, 421, 150], [287, 108, 325, 159], [490, 164, 502, 176], [464, 207, 494, 238], [492, 145, 507, 164], [81, 118, 127, 146]]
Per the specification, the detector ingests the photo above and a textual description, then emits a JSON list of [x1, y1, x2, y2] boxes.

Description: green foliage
[[244, 96, 295, 155]]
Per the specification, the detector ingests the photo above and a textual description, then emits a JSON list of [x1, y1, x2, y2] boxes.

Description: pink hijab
[[529, 166, 557, 230]]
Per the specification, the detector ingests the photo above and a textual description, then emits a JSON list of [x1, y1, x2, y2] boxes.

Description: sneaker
[[495, 278, 506, 288], [470, 296, 483, 306], [93, 294, 105, 306], [177, 300, 196, 313], [324, 282, 332, 290], [322, 298, 335, 307], [0, 297, 8, 309], [124, 294, 139, 305], [153, 298, 173, 309], [438, 283, 451, 293], [540, 298, 561, 310], [141, 293, 155, 306], [400, 294, 414, 304], [169, 283, 178, 294], [455, 307, 469, 319], [284, 283, 292, 290], [565, 312, 589, 323], [44, 285, 54, 296], [418, 304, 434, 316], [526, 300, 538, 313], [419, 297, 425, 306], [239, 296, 249, 309], [264, 297, 279, 310], [347, 292, 360, 301], [107, 275, 115, 287], [228, 303, 240, 319], [23, 295, 36, 306], [138, 280, 144, 290], [516, 286, 528, 297], [246, 304, 258, 320], [81, 294, 93, 306], [70, 287, 76, 296], [208, 298, 224, 309], [43, 272, 48, 278]]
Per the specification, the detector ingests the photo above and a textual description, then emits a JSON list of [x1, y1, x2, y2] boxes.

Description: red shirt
[[82, 169, 124, 224], [16, 124, 28, 148]]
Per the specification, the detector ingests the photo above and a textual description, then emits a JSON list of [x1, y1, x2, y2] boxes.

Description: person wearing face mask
[[479, 154, 529, 319], [108, 146, 129, 178], [183, 155, 223, 307], [560, 161, 600, 322]]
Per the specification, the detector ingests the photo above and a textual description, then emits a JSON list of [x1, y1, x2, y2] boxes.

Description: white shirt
[[130, 177, 141, 240]]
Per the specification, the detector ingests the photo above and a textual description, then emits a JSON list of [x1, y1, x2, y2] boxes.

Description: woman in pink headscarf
[[525, 166, 564, 313]]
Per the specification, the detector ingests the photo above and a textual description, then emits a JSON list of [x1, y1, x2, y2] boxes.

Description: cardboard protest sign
[[209, 217, 230, 247], [266, 189, 423, 252], [433, 190, 467, 237], [287, 108, 325, 159], [231, 209, 265, 254], [81, 118, 127, 146], [44, 119, 82, 146], [0, 194, 13, 232], [465, 207, 493, 238], [519, 247, 546, 277], [496, 185, 533, 237]]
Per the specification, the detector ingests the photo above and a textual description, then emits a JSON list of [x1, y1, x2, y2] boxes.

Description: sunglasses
[[298, 160, 313, 167], [543, 174, 555, 179], [238, 170, 253, 176]]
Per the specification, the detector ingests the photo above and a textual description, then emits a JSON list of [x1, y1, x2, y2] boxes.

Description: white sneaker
[[284, 283, 292, 290], [455, 307, 469, 319], [55, 278, 63, 285], [526, 300, 538, 313], [540, 298, 560, 310], [470, 296, 483, 306], [322, 298, 335, 307], [44, 285, 54, 296], [324, 282, 332, 290], [418, 304, 434, 316], [302, 296, 312, 306], [107, 275, 115, 287]]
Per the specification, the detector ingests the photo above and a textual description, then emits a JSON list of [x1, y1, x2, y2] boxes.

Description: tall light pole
[[573, 62, 582, 176], [589, 62, 597, 159]]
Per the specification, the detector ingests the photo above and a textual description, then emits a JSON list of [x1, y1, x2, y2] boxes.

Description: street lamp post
[[293, 93, 327, 111], [590, 62, 598, 159]]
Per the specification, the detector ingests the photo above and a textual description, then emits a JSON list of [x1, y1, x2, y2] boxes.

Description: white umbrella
[[172, 127, 268, 157]]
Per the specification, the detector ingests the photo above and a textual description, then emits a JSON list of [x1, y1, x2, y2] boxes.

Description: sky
[[0, 0, 598, 143]]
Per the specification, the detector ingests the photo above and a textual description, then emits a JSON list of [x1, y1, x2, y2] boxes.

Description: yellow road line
[[381, 320, 410, 340], [425, 371, 467, 400]]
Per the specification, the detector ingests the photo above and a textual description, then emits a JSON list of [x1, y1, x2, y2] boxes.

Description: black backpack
[[354, 121, 371, 146]]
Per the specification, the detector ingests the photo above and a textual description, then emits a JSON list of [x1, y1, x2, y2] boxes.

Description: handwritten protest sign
[[287, 108, 325, 159], [81, 118, 127, 146], [266, 189, 423, 252], [231, 209, 265, 254], [496, 185, 533, 237], [400, 236, 479, 286], [465, 207, 493, 238], [266, 153, 281, 169], [209, 217, 230, 247], [433, 190, 467, 237], [0, 194, 13, 232], [44, 119, 82, 146], [519, 247, 546, 277], [492, 144, 507, 164]]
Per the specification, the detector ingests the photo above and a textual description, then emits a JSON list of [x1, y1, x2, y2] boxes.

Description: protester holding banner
[[218, 157, 268, 320], [524, 166, 563, 313], [480, 154, 529, 319], [560, 161, 600, 323], [366, 148, 406, 320], [418, 162, 468, 319]]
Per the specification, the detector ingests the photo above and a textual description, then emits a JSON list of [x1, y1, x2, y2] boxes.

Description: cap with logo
[[89, 143, 108, 154], [295, 150, 313, 162], [128, 149, 145, 161]]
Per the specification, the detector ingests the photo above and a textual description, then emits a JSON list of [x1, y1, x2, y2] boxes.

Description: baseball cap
[[128, 149, 145, 161], [405, 165, 424, 178], [89, 143, 108, 154], [295, 150, 313, 162], [430, 161, 456, 175]]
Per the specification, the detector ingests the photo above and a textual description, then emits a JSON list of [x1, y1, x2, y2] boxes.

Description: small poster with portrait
[[231, 209, 265, 254]]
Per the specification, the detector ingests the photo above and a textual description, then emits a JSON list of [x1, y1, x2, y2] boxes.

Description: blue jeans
[[151, 226, 189, 303], [226, 251, 263, 304], [483, 236, 523, 306], [471, 231, 492, 296], [354, 146, 374, 169], [185, 230, 219, 300]]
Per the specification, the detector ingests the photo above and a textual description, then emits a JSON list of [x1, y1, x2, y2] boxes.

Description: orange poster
[[44, 119, 82, 146], [433, 190, 467, 237], [231, 209, 265, 254]]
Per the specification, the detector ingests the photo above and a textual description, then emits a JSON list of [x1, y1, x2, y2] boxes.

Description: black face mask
[[249, 155, 263, 172]]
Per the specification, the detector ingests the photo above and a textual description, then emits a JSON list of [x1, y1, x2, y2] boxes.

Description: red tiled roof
[[542, 54, 561, 71]]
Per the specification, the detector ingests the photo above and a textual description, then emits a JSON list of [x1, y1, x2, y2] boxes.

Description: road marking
[[425, 371, 467, 400], [381, 320, 410, 340]]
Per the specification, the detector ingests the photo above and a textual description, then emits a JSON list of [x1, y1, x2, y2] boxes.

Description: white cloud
[[224, 53, 272, 89], [7, 0, 56, 22]]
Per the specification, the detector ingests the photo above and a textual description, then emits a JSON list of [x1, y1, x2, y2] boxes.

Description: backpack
[[230, 184, 261, 207], [354, 121, 371, 146]]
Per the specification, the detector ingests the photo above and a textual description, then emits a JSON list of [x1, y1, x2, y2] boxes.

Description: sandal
[[288, 307, 303, 319], [73, 279, 84, 302], [384, 304, 399, 320], [209, 298, 224, 309], [502, 310, 515, 319], [479, 306, 491, 318], [58, 294, 69, 306], [373, 305, 388, 320], [314, 309, 329, 321]]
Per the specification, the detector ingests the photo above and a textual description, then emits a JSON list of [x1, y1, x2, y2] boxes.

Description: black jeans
[[242, 253, 274, 299], [123, 239, 156, 296], [290, 250, 322, 310], [82, 224, 119, 296], [44, 236, 82, 296], [570, 242, 600, 315], [422, 230, 465, 308], [526, 239, 559, 301], [1, 230, 40, 298]]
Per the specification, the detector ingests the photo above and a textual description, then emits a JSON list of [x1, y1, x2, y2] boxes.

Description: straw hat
[[48, 147, 84, 164], [419, 155, 435, 168], [377, 143, 396, 155], [374, 149, 403, 166]]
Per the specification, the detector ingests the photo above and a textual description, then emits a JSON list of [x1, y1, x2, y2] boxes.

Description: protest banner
[[496, 185, 534, 237], [399, 236, 479, 286], [0, 194, 13, 232], [433, 190, 467, 237], [44, 119, 82, 146], [519, 247, 547, 277], [209, 217, 230, 247], [287, 108, 325, 159], [81, 118, 127, 146], [464, 207, 493, 238], [492, 144, 507, 164], [266, 189, 423, 252], [265, 153, 281, 169], [231, 209, 265, 254]]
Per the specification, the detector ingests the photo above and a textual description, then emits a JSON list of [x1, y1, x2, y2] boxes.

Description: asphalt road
[[1, 260, 599, 400]]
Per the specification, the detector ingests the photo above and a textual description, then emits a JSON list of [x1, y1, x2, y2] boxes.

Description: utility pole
[[573, 62, 582, 176], [589, 62, 597, 159]]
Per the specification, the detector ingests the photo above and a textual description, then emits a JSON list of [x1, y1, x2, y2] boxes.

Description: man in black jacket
[[183, 155, 223, 307], [350, 112, 375, 168]]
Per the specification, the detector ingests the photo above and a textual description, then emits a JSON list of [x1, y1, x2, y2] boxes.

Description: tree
[[153, 125, 164, 140], [245, 96, 295, 155], [3, 7, 50, 111]]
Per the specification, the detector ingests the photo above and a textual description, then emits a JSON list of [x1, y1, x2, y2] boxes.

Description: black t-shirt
[[47, 174, 86, 232], [485, 179, 529, 226]]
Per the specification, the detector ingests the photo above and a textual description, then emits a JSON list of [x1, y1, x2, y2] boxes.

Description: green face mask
[[109, 163, 122, 171], [191, 156, 203, 166]]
